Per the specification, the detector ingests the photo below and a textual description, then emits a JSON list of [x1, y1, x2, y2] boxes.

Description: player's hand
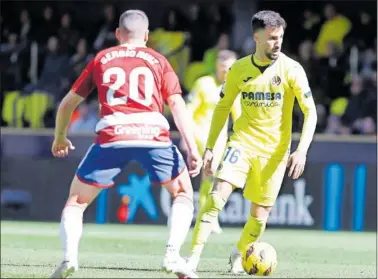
[[202, 148, 214, 177], [187, 149, 202, 177], [52, 137, 75, 158], [287, 151, 306, 179]]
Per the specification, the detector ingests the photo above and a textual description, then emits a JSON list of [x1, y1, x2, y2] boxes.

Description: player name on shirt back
[[100, 49, 160, 65]]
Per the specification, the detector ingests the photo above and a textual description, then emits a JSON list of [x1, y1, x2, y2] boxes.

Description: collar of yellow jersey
[[251, 54, 274, 66], [251, 54, 277, 73]]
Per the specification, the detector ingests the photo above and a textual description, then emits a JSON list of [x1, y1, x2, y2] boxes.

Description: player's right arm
[[162, 61, 202, 177], [203, 66, 239, 176], [206, 65, 240, 150], [230, 94, 242, 122], [52, 59, 95, 158]]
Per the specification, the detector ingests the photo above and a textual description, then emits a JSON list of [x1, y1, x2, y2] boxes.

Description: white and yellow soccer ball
[[241, 242, 278, 276]]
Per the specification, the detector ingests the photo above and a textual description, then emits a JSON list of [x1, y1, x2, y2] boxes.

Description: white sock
[[60, 205, 84, 265], [166, 194, 194, 257]]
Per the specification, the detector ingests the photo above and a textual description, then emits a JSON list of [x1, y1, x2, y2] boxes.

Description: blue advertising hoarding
[[1, 129, 376, 231]]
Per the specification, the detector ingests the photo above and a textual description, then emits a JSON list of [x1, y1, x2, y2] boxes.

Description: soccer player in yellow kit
[[187, 10, 317, 273], [186, 50, 240, 234]]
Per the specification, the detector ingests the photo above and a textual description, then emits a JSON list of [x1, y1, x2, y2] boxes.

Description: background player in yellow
[[185, 50, 241, 234], [186, 10, 318, 273]]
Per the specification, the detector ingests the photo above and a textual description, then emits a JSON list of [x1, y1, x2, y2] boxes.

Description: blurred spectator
[[0, 15, 7, 42], [0, 33, 22, 90], [67, 38, 93, 83], [240, 36, 255, 57], [58, 12, 80, 54], [322, 41, 350, 102], [362, 68, 377, 128], [325, 115, 344, 135], [149, 7, 191, 81], [346, 11, 376, 50], [339, 76, 377, 135], [0, 2, 376, 135], [18, 10, 32, 47], [21, 36, 69, 101], [92, 4, 118, 51], [35, 6, 58, 44], [69, 102, 99, 133], [297, 41, 315, 82], [300, 10, 322, 43], [314, 4, 352, 58], [315, 104, 327, 133], [360, 48, 377, 80], [187, 5, 220, 62], [203, 32, 229, 74], [1, 33, 19, 53]]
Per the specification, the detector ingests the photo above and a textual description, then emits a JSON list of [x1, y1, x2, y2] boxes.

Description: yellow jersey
[[206, 53, 317, 159], [187, 75, 241, 149]]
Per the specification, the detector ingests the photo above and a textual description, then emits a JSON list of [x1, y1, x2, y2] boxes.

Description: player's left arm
[[55, 59, 95, 140], [287, 63, 318, 179]]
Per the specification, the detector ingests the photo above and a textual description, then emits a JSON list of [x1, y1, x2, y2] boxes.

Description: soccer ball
[[241, 242, 278, 276]]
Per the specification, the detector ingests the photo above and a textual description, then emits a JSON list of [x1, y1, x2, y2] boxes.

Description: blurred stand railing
[[29, 41, 39, 84]]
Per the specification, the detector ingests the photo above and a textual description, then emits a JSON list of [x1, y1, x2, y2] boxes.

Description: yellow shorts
[[215, 141, 287, 206]]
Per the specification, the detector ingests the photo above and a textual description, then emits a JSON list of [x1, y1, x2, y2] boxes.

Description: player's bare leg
[[229, 202, 272, 274], [187, 179, 234, 271], [161, 169, 198, 278], [50, 176, 102, 278]]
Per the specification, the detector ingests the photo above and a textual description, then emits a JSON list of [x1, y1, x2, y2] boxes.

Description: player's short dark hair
[[251, 10, 287, 33], [217, 50, 237, 62]]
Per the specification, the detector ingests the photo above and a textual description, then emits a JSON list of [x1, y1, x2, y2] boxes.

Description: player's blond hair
[[119, 10, 149, 39], [217, 49, 238, 62]]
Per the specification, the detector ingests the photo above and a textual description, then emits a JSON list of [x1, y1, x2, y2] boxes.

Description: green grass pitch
[[1, 221, 376, 278]]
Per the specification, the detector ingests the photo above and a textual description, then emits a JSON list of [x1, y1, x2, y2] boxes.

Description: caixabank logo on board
[[116, 174, 158, 223], [159, 178, 316, 227], [96, 172, 159, 224]]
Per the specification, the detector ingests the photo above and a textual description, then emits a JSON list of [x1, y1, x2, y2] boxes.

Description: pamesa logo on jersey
[[242, 91, 282, 108]]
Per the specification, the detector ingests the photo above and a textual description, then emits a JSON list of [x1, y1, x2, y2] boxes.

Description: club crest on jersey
[[271, 76, 281, 86]]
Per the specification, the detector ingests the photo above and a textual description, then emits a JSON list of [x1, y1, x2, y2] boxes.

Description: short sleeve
[[71, 59, 95, 98], [288, 62, 317, 154], [161, 59, 182, 101], [288, 63, 312, 101]]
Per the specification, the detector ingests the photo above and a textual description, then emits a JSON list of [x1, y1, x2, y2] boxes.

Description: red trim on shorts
[[76, 174, 114, 188], [151, 167, 187, 186]]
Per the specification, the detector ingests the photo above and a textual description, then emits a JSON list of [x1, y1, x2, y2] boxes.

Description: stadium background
[[1, 1, 376, 278], [1, 0, 377, 238]]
